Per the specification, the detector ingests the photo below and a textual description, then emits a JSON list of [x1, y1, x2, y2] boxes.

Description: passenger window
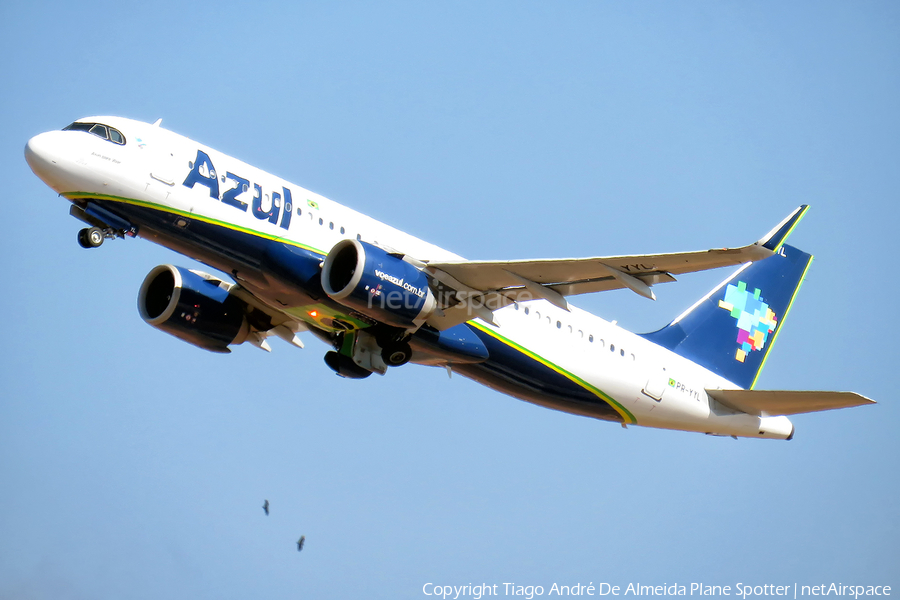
[[610, 344, 615, 352], [524, 307, 529, 315], [329, 222, 334, 230], [356, 234, 362, 240], [318, 218, 323, 225], [589, 335, 594, 343], [340, 226, 345, 234], [556, 320, 561, 329]]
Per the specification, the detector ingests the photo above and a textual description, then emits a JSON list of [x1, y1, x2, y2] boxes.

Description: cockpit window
[[63, 121, 126, 145], [63, 122, 92, 133], [89, 124, 108, 139]]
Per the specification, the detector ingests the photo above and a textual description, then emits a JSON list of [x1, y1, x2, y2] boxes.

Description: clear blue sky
[[2, 2, 897, 598]]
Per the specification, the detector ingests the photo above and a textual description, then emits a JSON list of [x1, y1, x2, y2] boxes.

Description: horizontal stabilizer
[[706, 389, 875, 416]]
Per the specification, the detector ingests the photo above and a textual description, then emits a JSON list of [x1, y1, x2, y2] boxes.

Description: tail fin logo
[[718, 281, 778, 363]]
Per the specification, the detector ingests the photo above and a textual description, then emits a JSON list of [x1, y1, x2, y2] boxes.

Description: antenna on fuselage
[[152, 118, 162, 127]]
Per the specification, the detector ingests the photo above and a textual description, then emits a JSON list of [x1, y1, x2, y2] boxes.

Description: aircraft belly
[[453, 362, 624, 423], [456, 325, 628, 423]]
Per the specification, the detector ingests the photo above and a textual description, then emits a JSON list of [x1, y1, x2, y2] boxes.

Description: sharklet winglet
[[758, 205, 809, 252]]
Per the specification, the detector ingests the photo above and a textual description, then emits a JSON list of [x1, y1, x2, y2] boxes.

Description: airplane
[[24, 116, 873, 440]]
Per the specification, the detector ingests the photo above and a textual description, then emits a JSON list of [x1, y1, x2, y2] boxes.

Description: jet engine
[[321, 239, 436, 330], [138, 264, 250, 353]]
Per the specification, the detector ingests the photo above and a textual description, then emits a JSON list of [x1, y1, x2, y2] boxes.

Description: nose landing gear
[[70, 202, 138, 249], [77, 226, 106, 248]]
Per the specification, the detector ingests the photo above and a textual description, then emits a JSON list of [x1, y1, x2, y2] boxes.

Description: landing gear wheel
[[78, 227, 104, 248], [323, 351, 373, 379], [382, 342, 412, 367]]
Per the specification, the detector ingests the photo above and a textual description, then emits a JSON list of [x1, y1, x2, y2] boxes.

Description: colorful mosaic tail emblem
[[718, 281, 777, 363]]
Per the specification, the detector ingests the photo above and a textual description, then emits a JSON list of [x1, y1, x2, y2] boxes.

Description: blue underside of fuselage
[[455, 332, 622, 422], [86, 197, 622, 423]]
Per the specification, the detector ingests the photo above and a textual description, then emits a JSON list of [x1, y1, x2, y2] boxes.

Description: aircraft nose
[[24, 131, 60, 180], [25, 130, 81, 193]]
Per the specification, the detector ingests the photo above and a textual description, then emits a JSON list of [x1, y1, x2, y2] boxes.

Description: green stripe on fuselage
[[468, 321, 637, 424], [66, 191, 637, 421], [64, 192, 325, 256]]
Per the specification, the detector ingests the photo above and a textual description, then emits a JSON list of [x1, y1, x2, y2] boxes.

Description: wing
[[706, 389, 875, 416], [422, 206, 809, 330]]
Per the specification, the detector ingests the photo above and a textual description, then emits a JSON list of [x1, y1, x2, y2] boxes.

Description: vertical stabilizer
[[641, 244, 813, 389]]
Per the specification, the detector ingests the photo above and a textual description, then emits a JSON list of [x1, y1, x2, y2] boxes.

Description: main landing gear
[[324, 330, 414, 378], [381, 341, 412, 367]]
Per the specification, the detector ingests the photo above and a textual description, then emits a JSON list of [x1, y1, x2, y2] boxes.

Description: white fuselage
[[25, 116, 794, 439]]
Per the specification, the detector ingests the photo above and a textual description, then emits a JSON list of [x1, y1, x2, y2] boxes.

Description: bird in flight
[[263, 500, 269, 516], [297, 536, 306, 552]]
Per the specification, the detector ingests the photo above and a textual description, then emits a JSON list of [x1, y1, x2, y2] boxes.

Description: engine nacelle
[[322, 240, 436, 329], [138, 265, 250, 353]]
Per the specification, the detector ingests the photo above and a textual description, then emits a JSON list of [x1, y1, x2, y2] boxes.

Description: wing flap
[[706, 389, 875, 416], [547, 271, 677, 297]]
